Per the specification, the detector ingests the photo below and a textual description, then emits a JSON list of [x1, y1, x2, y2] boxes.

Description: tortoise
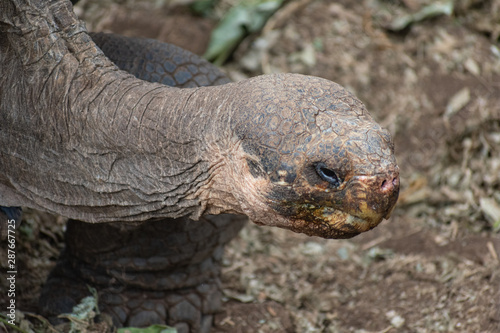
[[0, 1, 399, 332]]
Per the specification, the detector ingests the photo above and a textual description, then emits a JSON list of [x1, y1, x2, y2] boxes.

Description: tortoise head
[[225, 74, 399, 239]]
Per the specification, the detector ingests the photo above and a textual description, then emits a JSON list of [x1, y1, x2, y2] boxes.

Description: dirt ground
[[1, 0, 500, 332]]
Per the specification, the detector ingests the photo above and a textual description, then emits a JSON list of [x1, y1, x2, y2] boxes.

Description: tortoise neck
[[0, 0, 241, 222]]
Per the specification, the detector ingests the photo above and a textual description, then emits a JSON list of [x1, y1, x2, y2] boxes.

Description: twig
[[0, 317, 28, 333], [361, 235, 390, 251], [24, 312, 59, 333], [487, 241, 499, 264]]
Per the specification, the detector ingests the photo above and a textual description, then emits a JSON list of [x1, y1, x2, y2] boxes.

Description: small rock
[[224, 290, 255, 303], [301, 241, 325, 256], [391, 315, 406, 328], [386, 310, 405, 328], [445, 87, 470, 117], [404, 67, 418, 84], [337, 247, 349, 261], [491, 45, 500, 59], [479, 197, 500, 231], [464, 58, 480, 75]]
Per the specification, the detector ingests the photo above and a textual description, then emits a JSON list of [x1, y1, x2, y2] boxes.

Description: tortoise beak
[[376, 169, 400, 219], [258, 167, 400, 239], [351, 168, 400, 223]]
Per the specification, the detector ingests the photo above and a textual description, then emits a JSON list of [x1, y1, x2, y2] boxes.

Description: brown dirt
[[1, 0, 500, 332]]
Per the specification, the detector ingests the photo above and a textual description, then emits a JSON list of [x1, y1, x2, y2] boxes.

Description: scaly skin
[[89, 32, 231, 88], [1, 1, 400, 332], [0, 0, 399, 238], [39, 33, 243, 332], [40, 215, 246, 332]]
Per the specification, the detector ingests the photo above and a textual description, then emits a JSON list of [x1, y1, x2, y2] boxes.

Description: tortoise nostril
[[381, 175, 399, 193], [392, 177, 399, 187], [380, 178, 392, 192]]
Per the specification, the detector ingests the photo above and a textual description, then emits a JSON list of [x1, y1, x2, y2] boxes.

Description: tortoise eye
[[315, 163, 341, 187]]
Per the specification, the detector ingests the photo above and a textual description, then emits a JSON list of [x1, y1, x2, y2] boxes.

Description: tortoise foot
[[102, 281, 221, 332], [40, 215, 246, 333], [41, 263, 221, 333]]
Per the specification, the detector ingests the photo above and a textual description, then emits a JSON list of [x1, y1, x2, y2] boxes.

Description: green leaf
[[388, 1, 454, 31], [118, 324, 177, 333], [191, 0, 218, 16], [204, 0, 283, 65], [57, 287, 101, 333]]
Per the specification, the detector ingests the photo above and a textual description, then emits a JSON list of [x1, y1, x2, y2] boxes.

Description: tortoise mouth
[[283, 204, 386, 239], [240, 164, 400, 239], [261, 170, 400, 239]]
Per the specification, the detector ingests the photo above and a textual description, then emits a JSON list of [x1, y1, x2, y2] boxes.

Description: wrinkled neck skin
[[0, 0, 245, 222]]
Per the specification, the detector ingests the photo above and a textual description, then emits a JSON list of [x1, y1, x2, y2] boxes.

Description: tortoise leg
[[39, 214, 246, 333]]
